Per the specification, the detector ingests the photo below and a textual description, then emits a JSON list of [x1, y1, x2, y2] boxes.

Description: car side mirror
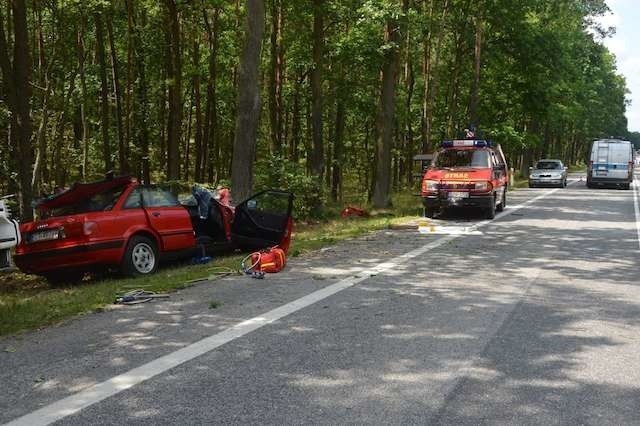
[[528, 166, 533, 171]]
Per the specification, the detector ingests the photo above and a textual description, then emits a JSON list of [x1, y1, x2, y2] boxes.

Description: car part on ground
[[114, 289, 170, 305]]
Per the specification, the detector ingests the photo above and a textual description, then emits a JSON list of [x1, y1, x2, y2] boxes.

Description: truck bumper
[[422, 194, 493, 210]]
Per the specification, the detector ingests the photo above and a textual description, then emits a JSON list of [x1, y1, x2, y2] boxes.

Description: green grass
[[0, 194, 418, 337]]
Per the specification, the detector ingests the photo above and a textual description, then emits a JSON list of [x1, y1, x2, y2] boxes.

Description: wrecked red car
[[14, 176, 293, 283]]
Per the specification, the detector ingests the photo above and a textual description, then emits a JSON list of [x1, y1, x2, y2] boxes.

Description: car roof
[[536, 159, 562, 162]]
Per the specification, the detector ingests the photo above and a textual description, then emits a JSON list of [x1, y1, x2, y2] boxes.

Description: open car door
[[231, 190, 293, 251]]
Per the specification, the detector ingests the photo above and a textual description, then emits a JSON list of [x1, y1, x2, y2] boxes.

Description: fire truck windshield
[[434, 149, 490, 169]]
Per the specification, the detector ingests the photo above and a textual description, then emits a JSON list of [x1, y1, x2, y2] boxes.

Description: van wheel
[[496, 189, 506, 212], [486, 196, 496, 219], [122, 236, 158, 277]]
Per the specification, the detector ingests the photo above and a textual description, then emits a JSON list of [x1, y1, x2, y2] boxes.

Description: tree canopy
[[0, 0, 630, 218]]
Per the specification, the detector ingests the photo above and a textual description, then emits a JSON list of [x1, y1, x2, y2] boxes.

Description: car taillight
[[472, 181, 493, 193], [422, 180, 439, 194], [83, 221, 99, 236]]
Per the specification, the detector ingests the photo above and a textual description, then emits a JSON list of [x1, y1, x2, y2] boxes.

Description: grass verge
[[0, 196, 419, 338]]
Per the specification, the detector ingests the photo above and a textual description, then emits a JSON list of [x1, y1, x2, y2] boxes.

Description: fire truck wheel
[[496, 189, 506, 212], [486, 195, 496, 219]]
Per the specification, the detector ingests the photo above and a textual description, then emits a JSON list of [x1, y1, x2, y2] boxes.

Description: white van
[[587, 139, 634, 189]]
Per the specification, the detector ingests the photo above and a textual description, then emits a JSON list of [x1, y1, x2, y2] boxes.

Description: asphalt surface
[[2, 174, 640, 425]]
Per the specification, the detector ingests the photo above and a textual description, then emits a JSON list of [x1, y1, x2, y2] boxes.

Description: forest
[[0, 0, 629, 220]]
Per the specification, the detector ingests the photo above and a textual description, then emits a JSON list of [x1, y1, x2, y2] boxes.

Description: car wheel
[[528, 183, 534, 188], [122, 236, 159, 277], [623, 183, 631, 190], [486, 195, 496, 219], [496, 188, 506, 212], [423, 207, 435, 219], [43, 271, 85, 287]]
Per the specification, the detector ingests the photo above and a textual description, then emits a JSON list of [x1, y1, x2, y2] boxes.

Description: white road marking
[[633, 178, 640, 251], [4, 186, 567, 426]]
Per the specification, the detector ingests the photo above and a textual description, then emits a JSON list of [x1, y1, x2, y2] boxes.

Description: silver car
[[528, 159, 568, 188]]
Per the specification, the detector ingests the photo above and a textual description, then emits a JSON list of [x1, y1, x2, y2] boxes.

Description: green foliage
[[254, 155, 324, 219]]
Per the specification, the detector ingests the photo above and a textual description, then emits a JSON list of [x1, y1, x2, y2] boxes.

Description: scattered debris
[[114, 289, 170, 305], [341, 206, 368, 218]]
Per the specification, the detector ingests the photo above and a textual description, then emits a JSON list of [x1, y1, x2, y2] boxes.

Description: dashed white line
[[4, 185, 567, 426], [633, 177, 640, 251]]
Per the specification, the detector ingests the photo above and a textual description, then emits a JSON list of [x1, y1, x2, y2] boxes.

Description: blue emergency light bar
[[441, 139, 492, 148]]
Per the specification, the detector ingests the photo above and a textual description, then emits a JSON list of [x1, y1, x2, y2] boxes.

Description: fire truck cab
[[421, 139, 508, 219]]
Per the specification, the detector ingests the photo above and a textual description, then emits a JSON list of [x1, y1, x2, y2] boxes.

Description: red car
[[14, 176, 293, 283], [421, 139, 508, 219]]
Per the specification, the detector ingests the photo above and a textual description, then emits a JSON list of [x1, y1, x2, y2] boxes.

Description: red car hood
[[35, 175, 135, 212], [423, 168, 492, 181]]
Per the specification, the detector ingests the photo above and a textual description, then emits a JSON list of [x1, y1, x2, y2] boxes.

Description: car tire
[[528, 183, 534, 188], [43, 271, 85, 287], [486, 195, 496, 219], [622, 183, 631, 190], [122, 235, 159, 277], [496, 188, 506, 212], [423, 207, 435, 219]]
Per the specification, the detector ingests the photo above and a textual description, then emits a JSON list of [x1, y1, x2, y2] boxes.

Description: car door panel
[[231, 190, 293, 251], [141, 187, 195, 252]]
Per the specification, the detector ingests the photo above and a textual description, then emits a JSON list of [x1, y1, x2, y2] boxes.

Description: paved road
[[2, 176, 640, 425]]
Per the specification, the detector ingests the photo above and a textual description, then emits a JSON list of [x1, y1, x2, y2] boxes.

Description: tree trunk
[[446, 30, 465, 136], [126, 0, 150, 183], [310, 0, 324, 181], [106, 12, 127, 174], [269, 0, 284, 154], [291, 73, 302, 163], [203, 8, 220, 184], [373, 17, 400, 209], [421, 0, 449, 152], [77, 19, 89, 179], [468, 12, 483, 127], [331, 90, 345, 202], [95, 12, 113, 173], [231, 0, 265, 201], [164, 0, 182, 180], [193, 39, 204, 182]]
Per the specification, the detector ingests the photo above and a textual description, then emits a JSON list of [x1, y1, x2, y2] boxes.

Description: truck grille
[[439, 182, 475, 190]]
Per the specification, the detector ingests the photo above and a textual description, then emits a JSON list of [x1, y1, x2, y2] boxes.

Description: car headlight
[[474, 181, 493, 192], [422, 180, 439, 193]]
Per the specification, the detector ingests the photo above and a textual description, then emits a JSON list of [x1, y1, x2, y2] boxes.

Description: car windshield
[[46, 186, 126, 218], [434, 149, 490, 168], [535, 161, 562, 170]]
